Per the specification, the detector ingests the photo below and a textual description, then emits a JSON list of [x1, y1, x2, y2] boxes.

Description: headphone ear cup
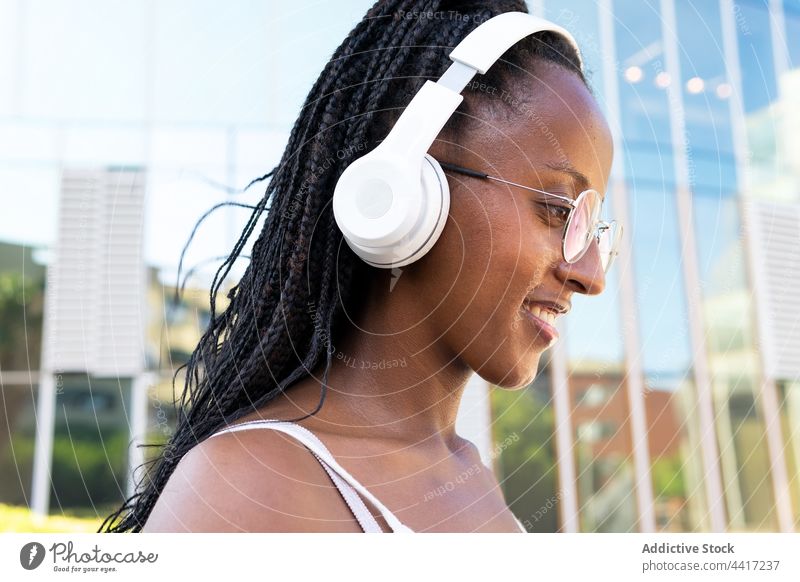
[[422, 154, 448, 196], [333, 152, 451, 269], [407, 153, 451, 265], [422, 153, 450, 226]]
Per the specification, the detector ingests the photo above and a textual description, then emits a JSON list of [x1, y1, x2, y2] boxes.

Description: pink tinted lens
[[564, 190, 601, 262]]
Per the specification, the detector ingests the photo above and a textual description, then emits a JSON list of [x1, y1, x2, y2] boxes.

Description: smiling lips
[[524, 303, 557, 326], [520, 300, 563, 344]]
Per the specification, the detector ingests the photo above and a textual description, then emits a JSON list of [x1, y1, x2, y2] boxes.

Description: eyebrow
[[543, 161, 594, 199]]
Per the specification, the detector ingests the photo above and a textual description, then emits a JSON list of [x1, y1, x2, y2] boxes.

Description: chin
[[475, 355, 541, 390]]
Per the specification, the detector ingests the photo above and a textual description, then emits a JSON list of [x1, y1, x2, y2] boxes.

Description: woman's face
[[413, 63, 614, 389]]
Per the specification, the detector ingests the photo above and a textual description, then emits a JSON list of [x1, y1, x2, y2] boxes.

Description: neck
[[278, 273, 475, 451]]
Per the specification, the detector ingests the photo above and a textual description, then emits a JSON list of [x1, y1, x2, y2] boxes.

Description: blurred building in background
[[0, 0, 797, 532], [499, 0, 800, 534]]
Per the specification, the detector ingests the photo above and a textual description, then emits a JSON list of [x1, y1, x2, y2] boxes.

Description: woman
[[100, 0, 616, 533]]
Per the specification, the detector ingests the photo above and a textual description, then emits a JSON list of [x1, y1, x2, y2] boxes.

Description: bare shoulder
[[141, 426, 362, 532]]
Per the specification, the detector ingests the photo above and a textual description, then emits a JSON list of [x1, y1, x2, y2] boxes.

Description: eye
[[533, 199, 571, 227]]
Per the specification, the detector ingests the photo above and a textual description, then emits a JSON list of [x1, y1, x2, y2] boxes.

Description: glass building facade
[[490, 0, 799, 533], [0, 0, 797, 532]]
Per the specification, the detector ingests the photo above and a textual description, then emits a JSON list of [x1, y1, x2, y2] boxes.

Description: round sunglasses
[[438, 161, 622, 273]]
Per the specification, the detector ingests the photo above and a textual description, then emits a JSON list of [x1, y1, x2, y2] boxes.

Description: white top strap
[[313, 455, 383, 533], [209, 419, 413, 533]]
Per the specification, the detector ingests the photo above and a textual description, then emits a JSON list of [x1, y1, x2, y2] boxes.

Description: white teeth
[[525, 304, 557, 325]]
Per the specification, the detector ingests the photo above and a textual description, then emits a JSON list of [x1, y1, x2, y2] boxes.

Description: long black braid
[[99, 0, 586, 533]]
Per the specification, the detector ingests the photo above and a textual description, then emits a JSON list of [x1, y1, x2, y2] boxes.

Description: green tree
[[491, 387, 560, 532], [0, 270, 44, 370]]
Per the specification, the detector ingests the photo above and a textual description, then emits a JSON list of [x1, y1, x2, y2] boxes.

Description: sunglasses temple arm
[[438, 161, 490, 180]]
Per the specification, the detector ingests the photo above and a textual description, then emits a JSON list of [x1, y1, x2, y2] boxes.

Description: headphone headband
[[449, 12, 582, 76], [333, 12, 582, 268]]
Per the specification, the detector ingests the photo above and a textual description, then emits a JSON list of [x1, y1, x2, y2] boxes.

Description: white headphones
[[332, 12, 582, 268]]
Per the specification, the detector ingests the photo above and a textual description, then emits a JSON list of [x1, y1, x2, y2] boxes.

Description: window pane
[[777, 379, 800, 530], [736, 0, 781, 190], [614, 0, 706, 532], [0, 383, 39, 506], [490, 360, 560, 532], [49, 374, 131, 516], [680, 0, 778, 531], [546, 0, 608, 107]]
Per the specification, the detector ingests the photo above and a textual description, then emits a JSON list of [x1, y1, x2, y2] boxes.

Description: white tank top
[[208, 419, 526, 533]]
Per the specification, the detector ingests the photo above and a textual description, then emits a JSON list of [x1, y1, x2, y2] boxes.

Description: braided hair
[[99, 0, 586, 533]]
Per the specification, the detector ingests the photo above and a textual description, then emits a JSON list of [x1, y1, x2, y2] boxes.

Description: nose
[[555, 239, 606, 295]]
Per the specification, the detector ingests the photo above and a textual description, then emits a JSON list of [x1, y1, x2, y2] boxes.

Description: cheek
[[433, 191, 518, 296], [433, 206, 552, 389], [415, 191, 551, 333]]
